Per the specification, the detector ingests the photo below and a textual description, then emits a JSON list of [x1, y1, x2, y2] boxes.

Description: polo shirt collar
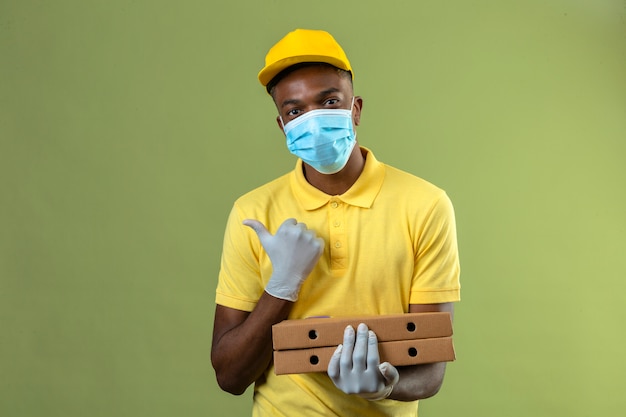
[[290, 147, 385, 210]]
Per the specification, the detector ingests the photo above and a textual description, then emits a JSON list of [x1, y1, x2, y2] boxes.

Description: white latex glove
[[328, 323, 400, 401], [243, 218, 324, 302]]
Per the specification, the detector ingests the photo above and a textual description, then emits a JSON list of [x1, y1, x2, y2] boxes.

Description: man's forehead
[[272, 66, 351, 102]]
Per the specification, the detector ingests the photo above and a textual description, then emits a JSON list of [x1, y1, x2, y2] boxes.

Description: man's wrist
[[358, 383, 395, 401], [264, 275, 300, 302]]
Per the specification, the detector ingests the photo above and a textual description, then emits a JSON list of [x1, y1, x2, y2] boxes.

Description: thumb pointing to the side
[[243, 219, 272, 246]]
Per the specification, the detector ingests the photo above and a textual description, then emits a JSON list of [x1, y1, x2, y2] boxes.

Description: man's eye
[[325, 99, 339, 106], [287, 109, 301, 116]]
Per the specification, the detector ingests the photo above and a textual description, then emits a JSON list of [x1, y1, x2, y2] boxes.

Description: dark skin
[[211, 65, 454, 400]]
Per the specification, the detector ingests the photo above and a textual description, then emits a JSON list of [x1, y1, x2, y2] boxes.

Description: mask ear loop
[[350, 96, 357, 141]]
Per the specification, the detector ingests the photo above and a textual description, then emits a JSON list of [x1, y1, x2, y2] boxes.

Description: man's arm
[[388, 302, 455, 401], [211, 218, 325, 395], [211, 294, 293, 395]]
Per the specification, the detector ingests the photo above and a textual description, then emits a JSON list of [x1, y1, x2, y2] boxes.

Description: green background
[[2, 0, 625, 416]]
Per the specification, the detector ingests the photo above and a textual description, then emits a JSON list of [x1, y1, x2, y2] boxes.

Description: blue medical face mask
[[281, 99, 356, 175]]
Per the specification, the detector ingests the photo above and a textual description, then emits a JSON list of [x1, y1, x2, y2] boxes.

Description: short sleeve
[[410, 192, 461, 304], [215, 203, 265, 312]]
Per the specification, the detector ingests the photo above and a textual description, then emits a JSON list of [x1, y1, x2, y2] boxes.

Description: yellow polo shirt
[[216, 147, 460, 416]]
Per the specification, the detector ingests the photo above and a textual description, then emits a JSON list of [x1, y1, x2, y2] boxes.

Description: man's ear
[[353, 96, 363, 126], [276, 115, 285, 134]]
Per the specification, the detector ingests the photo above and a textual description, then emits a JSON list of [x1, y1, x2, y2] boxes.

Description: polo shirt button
[[333, 220, 341, 227], [334, 241, 342, 248], [330, 201, 339, 209]]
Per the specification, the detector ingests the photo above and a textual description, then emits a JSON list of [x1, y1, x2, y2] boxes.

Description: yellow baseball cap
[[258, 29, 353, 87]]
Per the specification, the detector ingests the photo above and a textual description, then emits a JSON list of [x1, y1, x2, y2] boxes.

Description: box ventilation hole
[[408, 347, 418, 357]]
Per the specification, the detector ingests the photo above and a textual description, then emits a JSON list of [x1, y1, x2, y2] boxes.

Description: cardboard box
[[272, 312, 453, 351], [273, 337, 455, 375]]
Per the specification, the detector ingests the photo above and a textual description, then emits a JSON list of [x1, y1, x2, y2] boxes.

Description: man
[[211, 29, 461, 416]]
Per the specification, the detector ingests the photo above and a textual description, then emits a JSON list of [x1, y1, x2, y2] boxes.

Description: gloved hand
[[243, 218, 324, 302], [328, 323, 400, 401]]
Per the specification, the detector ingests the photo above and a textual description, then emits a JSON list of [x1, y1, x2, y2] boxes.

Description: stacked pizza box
[[272, 312, 455, 375]]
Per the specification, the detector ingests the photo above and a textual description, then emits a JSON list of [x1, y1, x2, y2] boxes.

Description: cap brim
[[258, 55, 352, 86]]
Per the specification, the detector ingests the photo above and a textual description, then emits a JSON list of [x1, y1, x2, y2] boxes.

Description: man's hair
[[266, 62, 353, 97]]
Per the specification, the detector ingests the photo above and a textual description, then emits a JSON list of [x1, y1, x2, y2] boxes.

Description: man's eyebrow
[[280, 88, 342, 108], [317, 87, 341, 98], [280, 98, 302, 108]]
